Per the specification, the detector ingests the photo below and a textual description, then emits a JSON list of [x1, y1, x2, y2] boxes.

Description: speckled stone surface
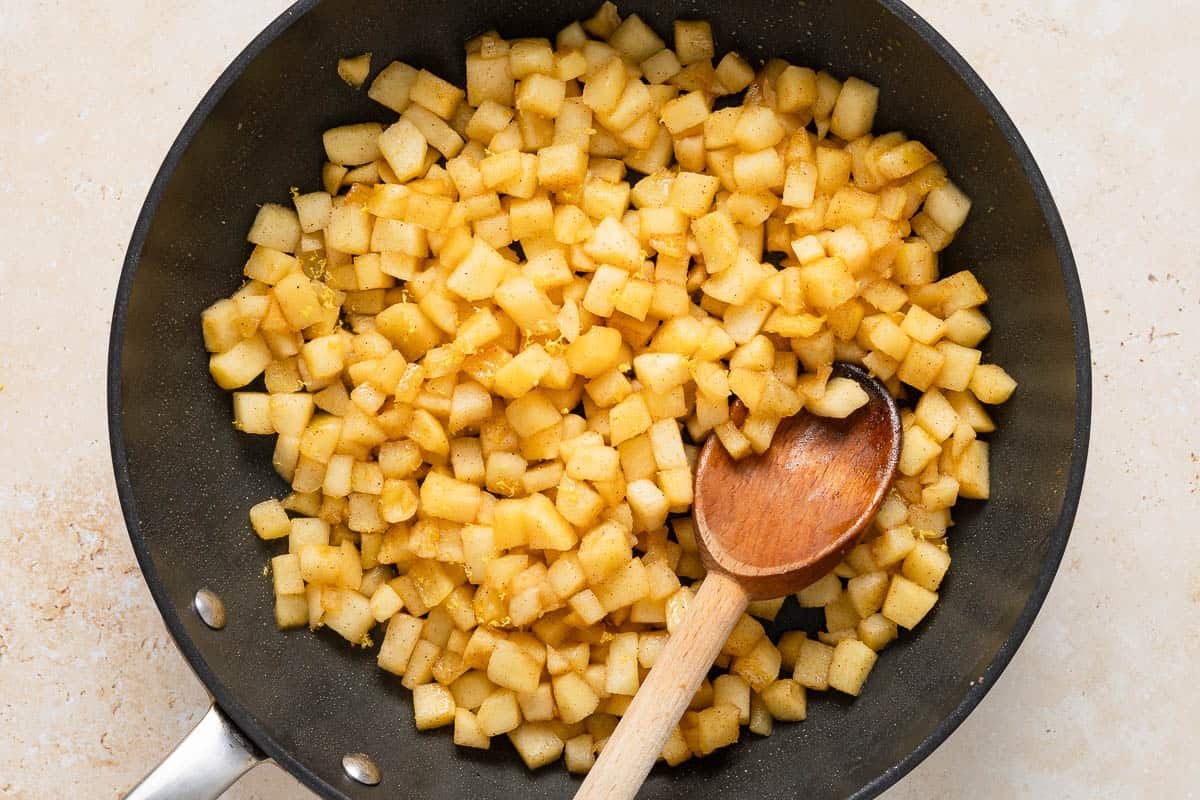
[[1, 1, 1196, 798]]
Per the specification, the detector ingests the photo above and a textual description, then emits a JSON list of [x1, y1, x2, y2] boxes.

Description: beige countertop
[[1, 1, 1196, 797]]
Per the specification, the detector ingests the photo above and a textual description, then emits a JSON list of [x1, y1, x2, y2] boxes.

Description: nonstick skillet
[[108, 0, 1091, 797]]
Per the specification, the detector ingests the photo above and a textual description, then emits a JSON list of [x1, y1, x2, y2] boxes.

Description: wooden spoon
[[575, 363, 901, 800]]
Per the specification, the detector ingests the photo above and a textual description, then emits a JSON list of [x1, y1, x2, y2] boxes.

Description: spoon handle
[[575, 570, 750, 800]]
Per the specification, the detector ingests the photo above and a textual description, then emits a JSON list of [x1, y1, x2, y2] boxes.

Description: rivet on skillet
[[193, 588, 226, 630], [342, 753, 381, 786]]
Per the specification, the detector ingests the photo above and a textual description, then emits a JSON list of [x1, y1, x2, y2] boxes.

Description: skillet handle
[[125, 704, 262, 800]]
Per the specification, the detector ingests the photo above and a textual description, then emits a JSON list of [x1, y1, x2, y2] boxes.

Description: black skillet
[[108, 0, 1091, 797]]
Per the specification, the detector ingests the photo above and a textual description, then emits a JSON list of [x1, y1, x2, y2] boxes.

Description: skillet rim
[[106, 1, 1092, 797]]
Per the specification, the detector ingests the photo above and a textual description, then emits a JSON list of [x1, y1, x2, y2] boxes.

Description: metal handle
[[125, 704, 262, 800]]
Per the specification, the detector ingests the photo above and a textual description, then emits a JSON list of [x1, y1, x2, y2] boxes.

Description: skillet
[[109, 0, 1091, 797]]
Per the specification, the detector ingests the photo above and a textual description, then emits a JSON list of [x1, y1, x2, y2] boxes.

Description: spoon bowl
[[694, 362, 902, 599]]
